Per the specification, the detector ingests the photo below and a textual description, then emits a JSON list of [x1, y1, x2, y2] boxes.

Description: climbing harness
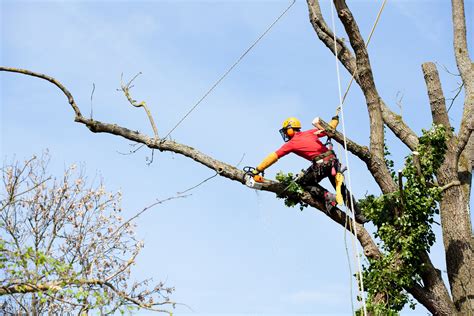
[[312, 149, 336, 163], [312, 152, 339, 178], [325, 137, 334, 151], [162, 0, 296, 141]]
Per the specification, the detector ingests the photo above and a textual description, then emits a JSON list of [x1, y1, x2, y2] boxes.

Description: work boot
[[343, 188, 369, 224], [355, 213, 369, 224], [323, 191, 337, 214], [309, 185, 324, 197], [351, 200, 369, 224]]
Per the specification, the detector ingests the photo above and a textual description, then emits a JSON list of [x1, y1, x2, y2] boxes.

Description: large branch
[[0, 66, 381, 262], [79, 116, 381, 259], [306, 0, 419, 152], [451, 0, 473, 90], [0, 67, 82, 118], [306, 0, 357, 75], [329, 0, 420, 190], [462, 134, 474, 169], [310, 0, 419, 180], [406, 253, 457, 315], [421, 62, 452, 132], [307, 0, 408, 193], [456, 126, 473, 159], [451, 0, 474, 158], [332, 0, 384, 161], [380, 101, 419, 151]]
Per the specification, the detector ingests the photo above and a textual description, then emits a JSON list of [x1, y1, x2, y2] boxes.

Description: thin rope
[[330, 0, 391, 314], [162, 0, 296, 141], [336, 0, 388, 114], [330, 0, 389, 313], [330, 2, 357, 315], [344, 214, 356, 315]]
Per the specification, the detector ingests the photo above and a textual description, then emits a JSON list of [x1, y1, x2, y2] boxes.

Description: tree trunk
[[438, 149, 474, 313]]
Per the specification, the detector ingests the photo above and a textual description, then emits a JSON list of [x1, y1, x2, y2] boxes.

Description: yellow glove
[[256, 152, 278, 172], [329, 115, 339, 130], [312, 116, 339, 131], [335, 172, 344, 205]]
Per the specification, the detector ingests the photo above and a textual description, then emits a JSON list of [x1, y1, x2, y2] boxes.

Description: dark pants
[[298, 158, 358, 211]]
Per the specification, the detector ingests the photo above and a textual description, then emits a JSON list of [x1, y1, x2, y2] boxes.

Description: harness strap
[[312, 150, 336, 164]]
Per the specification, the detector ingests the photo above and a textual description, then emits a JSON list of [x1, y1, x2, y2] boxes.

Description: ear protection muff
[[286, 127, 294, 137]]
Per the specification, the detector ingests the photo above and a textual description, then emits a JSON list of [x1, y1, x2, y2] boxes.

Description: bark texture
[[448, 0, 474, 313], [307, 0, 473, 314], [422, 61, 473, 313]]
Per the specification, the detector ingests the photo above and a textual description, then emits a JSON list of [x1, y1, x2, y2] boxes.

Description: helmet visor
[[279, 128, 290, 142]]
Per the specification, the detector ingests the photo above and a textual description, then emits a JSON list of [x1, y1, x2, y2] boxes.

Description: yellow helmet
[[282, 117, 301, 129], [279, 117, 301, 142]]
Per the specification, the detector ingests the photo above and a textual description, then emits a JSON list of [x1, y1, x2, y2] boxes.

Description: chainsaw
[[242, 166, 265, 189]]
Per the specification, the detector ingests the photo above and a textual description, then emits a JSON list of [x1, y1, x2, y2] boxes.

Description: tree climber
[[253, 116, 368, 224]]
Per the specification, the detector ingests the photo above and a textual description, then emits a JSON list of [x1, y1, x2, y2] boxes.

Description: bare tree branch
[[456, 127, 473, 158], [408, 253, 457, 315], [451, 0, 473, 87], [306, 1, 419, 152], [0, 67, 382, 265], [332, 0, 384, 161], [306, 0, 357, 75], [316, 119, 370, 162], [447, 82, 464, 113], [439, 180, 462, 192], [0, 67, 82, 117], [119, 73, 159, 140], [422, 62, 452, 132], [451, 0, 474, 160]]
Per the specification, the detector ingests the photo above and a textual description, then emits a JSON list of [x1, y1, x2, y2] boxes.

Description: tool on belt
[[313, 150, 338, 176], [312, 147, 345, 205]]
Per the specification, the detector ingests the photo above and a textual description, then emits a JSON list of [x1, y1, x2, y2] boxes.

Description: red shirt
[[275, 129, 328, 161]]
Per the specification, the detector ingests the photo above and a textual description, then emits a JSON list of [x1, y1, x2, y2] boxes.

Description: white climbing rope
[[329, 2, 368, 314], [328, 0, 388, 314], [335, 0, 388, 114]]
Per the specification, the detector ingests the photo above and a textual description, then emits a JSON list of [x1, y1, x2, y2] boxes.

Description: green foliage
[[275, 171, 308, 211], [359, 124, 448, 314]]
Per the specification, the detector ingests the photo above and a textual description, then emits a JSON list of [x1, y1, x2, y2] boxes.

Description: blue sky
[[1, 0, 472, 315]]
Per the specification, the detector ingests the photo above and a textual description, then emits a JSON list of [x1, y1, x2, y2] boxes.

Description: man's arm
[[255, 142, 293, 173], [256, 152, 279, 172], [312, 115, 339, 135]]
